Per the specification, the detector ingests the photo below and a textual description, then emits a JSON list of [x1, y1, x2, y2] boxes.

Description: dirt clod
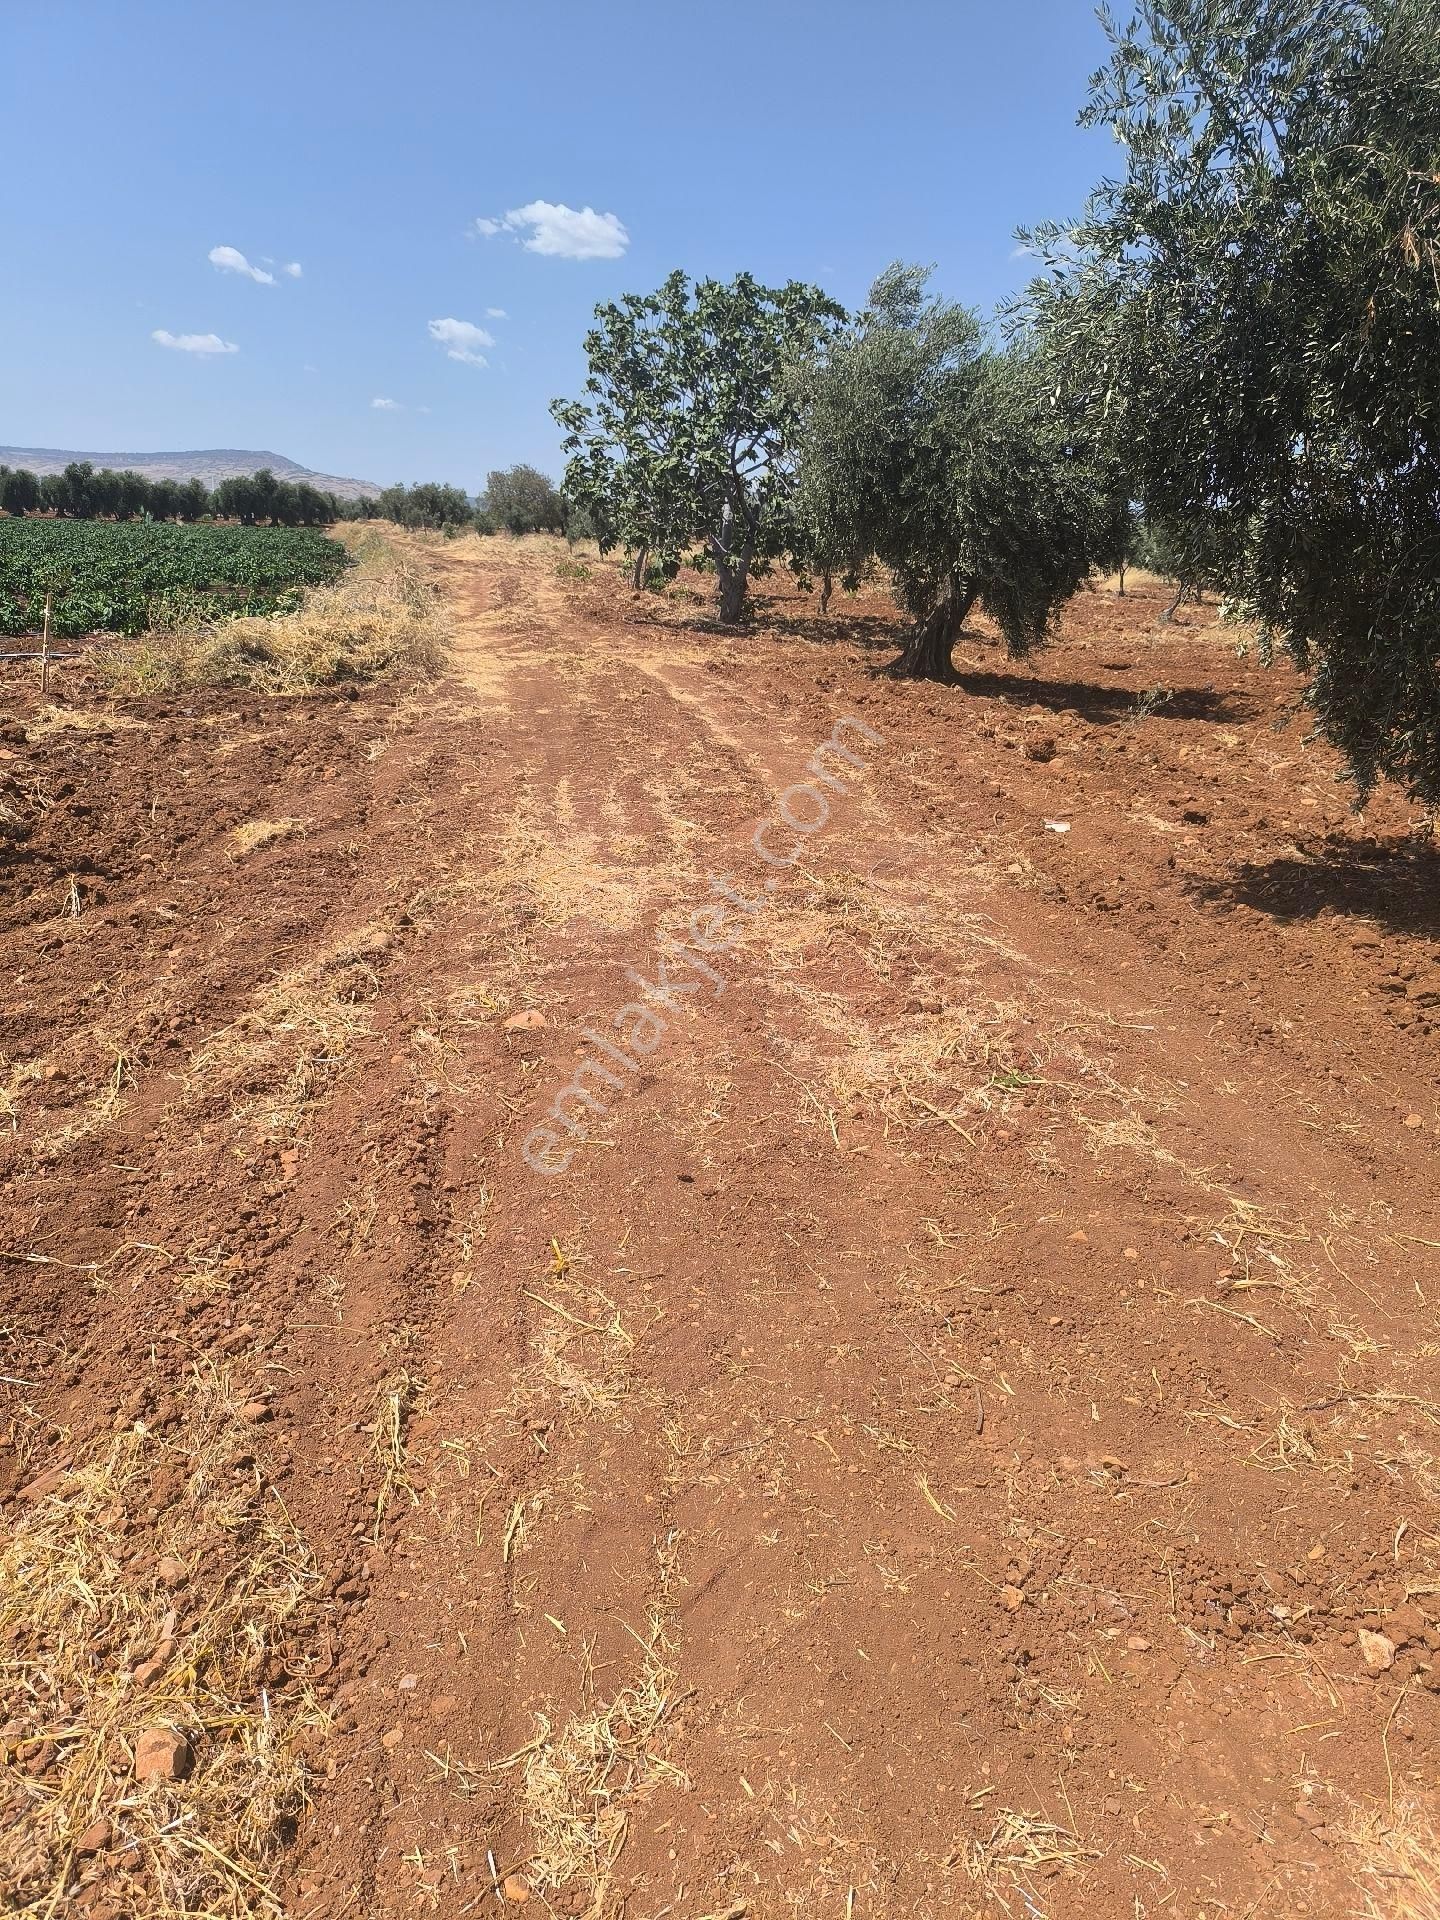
[[1358, 1629, 1397, 1672], [133, 1726, 192, 1783]]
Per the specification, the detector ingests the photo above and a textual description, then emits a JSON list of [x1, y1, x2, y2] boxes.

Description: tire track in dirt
[[277, 543, 1439, 1919], [2, 536, 1436, 1920]]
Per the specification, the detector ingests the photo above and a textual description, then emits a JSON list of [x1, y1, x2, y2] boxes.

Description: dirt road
[[3, 535, 1438, 1919]]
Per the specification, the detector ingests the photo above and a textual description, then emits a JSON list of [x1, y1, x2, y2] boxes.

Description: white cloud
[[427, 316, 493, 366], [485, 306, 507, 319], [152, 329, 238, 355], [282, 261, 303, 278], [371, 396, 402, 410], [473, 201, 629, 261], [208, 244, 275, 285]]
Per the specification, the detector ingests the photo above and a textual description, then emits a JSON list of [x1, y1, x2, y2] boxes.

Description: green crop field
[[0, 521, 350, 639]]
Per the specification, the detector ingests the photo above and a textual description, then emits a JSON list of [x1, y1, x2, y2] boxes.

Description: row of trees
[[0, 461, 345, 527], [554, 270, 1129, 675], [0, 460, 573, 539], [552, 0, 1439, 806], [327, 465, 571, 536]]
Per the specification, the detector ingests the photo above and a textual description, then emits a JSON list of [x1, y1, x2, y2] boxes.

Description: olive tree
[[1021, 0, 1440, 804], [477, 464, 565, 535], [552, 270, 845, 623], [792, 264, 1116, 678]]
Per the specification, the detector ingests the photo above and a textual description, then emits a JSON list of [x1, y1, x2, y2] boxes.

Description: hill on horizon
[[0, 446, 381, 501]]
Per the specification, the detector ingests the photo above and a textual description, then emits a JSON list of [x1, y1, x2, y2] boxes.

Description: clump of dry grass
[[963, 1807, 1098, 1902], [1343, 1803, 1440, 1920], [0, 1363, 326, 1918], [228, 817, 303, 858], [93, 531, 449, 695], [496, 1596, 688, 1909], [371, 1368, 424, 1536], [183, 922, 390, 1137]]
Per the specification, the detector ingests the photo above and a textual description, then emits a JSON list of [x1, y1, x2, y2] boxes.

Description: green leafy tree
[[177, 479, 211, 522], [1133, 511, 1232, 619], [408, 482, 473, 530], [553, 270, 846, 622], [0, 468, 40, 516], [1021, 0, 1440, 804], [214, 475, 260, 524], [117, 471, 150, 520], [478, 464, 565, 535], [57, 462, 98, 518], [793, 264, 1117, 678]]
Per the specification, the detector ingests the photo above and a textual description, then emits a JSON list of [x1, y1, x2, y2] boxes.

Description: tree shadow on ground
[[1188, 837, 1440, 938], [746, 600, 903, 654], [950, 668, 1252, 726]]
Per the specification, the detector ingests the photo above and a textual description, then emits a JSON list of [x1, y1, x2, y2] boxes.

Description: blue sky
[[2, 1, 1118, 494]]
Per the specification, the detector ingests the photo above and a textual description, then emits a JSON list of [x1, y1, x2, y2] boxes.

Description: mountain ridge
[[0, 446, 381, 501]]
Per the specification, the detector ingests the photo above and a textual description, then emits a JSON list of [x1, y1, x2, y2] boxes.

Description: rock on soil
[[133, 1727, 191, 1783]]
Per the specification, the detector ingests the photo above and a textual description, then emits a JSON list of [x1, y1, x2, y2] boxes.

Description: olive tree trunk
[[888, 578, 979, 679]]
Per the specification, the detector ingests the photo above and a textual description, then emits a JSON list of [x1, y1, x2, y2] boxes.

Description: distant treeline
[[0, 458, 585, 538], [355, 465, 584, 537], [0, 461, 342, 526]]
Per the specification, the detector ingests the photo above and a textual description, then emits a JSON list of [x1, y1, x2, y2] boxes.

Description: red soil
[[3, 539, 1437, 1919]]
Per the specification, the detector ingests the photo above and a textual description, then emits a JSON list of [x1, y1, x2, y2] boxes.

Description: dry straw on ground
[[494, 1604, 688, 1910], [0, 1363, 326, 1917], [962, 1806, 1098, 1905], [94, 529, 449, 695], [182, 921, 391, 1138]]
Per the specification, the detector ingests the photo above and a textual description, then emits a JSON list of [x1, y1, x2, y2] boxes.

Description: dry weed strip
[[0, 1364, 327, 1917]]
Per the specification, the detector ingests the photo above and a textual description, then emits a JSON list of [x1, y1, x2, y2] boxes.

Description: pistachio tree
[[552, 271, 845, 623]]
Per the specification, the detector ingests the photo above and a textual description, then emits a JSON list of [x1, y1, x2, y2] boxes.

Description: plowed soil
[[3, 535, 1439, 1920]]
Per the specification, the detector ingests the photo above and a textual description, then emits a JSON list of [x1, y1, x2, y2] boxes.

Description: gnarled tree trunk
[[819, 570, 833, 615], [629, 545, 649, 590], [888, 578, 978, 679]]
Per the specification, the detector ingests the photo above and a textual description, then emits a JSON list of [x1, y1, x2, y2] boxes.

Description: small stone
[[1122, 1247, 1139, 1262], [76, 1819, 112, 1855], [504, 1010, 546, 1031], [1359, 1629, 1397, 1672], [502, 1874, 532, 1904], [381, 1726, 404, 1750], [397, 1673, 419, 1692], [1001, 1585, 1025, 1612], [156, 1556, 187, 1589], [1403, 1114, 1423, 1130], [1126, 1635, 1151, 1652], [18, 1465, 67, 1502], [429, 1694, 456, 1717], [241, 1400, 272, 1423], [134, 1726, 191, 1782], [1068, 1230, 1089, 1245]]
